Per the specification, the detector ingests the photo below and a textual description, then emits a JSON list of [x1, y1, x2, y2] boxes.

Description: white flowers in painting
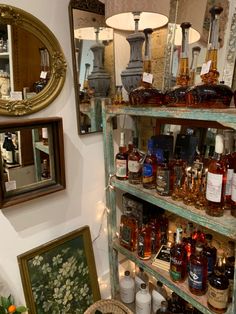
[[28, 241, 94, 313]]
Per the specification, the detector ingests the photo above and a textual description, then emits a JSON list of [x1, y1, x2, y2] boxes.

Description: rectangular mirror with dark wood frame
[[0, 117, 66, 208]]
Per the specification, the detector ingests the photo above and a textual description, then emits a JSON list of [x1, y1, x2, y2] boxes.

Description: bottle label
[[156, 169, 170, 194], [136, 296, 151, 314], [116, 159, 127, 178], [208, 285, 228, 310], [170, 257, 183, 281], [120, 225, 132, 246], [138, 234, 145, 258], [120, 285, 135, 304], [128, 160, 140, 173], [225, 168, 233, 196], [6, 150, 13, 163], [188, 264, 203, 290], [143, 164, 153, 177], [231, 173, 236, 201], [206, 172, 223, 202]]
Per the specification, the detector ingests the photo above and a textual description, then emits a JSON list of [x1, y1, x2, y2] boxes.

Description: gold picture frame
[[18, 226, 101, 314]]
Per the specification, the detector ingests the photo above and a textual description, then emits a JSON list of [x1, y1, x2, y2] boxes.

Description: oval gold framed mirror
[[0, 4, 67, 116]]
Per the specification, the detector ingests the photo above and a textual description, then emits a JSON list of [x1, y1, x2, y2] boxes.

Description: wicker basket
[[84, 299, 134, 314]]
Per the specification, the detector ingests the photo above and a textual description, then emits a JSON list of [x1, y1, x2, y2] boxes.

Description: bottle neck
[[175, 228, 183, 244]]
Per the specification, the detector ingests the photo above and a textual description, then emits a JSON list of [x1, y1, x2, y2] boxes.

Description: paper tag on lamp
[[200, 60, 212, 76], [143, 72, 153, 84]]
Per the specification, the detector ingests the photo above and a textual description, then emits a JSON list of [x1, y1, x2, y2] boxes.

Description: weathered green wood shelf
[[102, 103, 236, 314], [113, 179, 236, 240], [113, 240, 230, 314]]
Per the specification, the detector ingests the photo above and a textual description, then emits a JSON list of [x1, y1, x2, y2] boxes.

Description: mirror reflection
[[0, 23, 49, 101], [70, 0, 114, 134], [0, 126, 55, 194]]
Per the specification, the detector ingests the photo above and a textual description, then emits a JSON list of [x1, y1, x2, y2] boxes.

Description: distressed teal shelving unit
[[102, 103, 236, 314]]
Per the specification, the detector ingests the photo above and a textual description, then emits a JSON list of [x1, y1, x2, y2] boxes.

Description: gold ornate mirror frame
[[0, 4, 67, 116]]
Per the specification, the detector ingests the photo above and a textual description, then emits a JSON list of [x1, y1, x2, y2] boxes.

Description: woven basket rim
[[84, 299, 134, 314]]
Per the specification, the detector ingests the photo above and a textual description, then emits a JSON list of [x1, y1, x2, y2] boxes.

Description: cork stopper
[[215, 134, 224, 154]]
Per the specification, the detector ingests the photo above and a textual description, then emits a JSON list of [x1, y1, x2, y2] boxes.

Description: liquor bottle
[[202, 233, 217, 278], [5, 133, 16, 165], [165, 22, 191, 107], [1, 132, 8, 161], [119, 270, 135, 304], [184, 303, 195, 314], [34, 48, 49, 93], [230, 153, 236, 217], [182, 222, 196, 262], [41, 159, 50, 180], [115, 132, 128, 180], [171, 148, 186, 201], [223, 130, 234, 210], [186, 6, 233, 108], [135, 283, 151, 314], [152, 281, 168, 313], [207, 248, 229, 313], [137, 223, 152, 260], [170, 227, 188, 282], [205, 134, 226, 217], [134, 266, 149, 293], [188, 242, 208, 296], [156, 150, 173, 196], [189, 46, 201, 85], [168, 292, 184, 314], [224, 256, 235, 303], [142, 139, 157, 189], [129, 28, 163, 107], [128, 137, 142, 184], [120, 207, 138, 251], [156, 300, 169, 313], [42, 127, 48, 145], [150, 219, 161, 254]]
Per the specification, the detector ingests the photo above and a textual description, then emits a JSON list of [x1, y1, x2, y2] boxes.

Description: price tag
[[200, 60, 212, 76], [142, 72, 153, 84], [5, 180, 16, 192], [40, 71, 48, 79]]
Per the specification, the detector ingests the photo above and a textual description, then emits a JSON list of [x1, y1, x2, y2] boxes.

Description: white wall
[[0, 0, 109, 305]]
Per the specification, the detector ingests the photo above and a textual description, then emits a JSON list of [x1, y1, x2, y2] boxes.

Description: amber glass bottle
[[189, 46, 201, 85], [202, 233, 217, 278], [207, 248, 229, 313], [128, 137, 142, 184], [115, 132, 128, 180], [205, 134, 226, 217], [129, 28, 163, 106], [120, 207, 138, 251], [186, 6, 233, 108], [170, 227, 188, 282], [165, 22, 191, 107], [142, 139, 157, 189], [137, 223, 152, 260]]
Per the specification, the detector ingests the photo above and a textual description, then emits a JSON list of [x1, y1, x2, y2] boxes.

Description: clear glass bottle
[[205, 134, 226, 217], [128, 137, 142, 184], [115, 132, 128, 180], [170, 227, 188, 282], [119, 270, 135, 304], [223, 130, 234, 210], [41, 159, 50, 180], [152, 281, 168, 313], [207, 248, 229, 313], [129, 28, 163, 107], [135, 283, 151, 314], [120, 207, 138, 251], [202, 233, 217, 278], [137, 223, 152, 260], [189, 46, 201, 85], [224, 256, 235, 303], [188, 242, 208, 296], [165, 22, 191, 107], [186, 6, 233, 108], [156, 150, 173, 196], [135, 266, 149, 293], [142, 138, 157, 189]]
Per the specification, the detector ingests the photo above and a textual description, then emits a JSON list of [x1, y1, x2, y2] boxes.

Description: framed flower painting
[[17, 226, 101, 314]]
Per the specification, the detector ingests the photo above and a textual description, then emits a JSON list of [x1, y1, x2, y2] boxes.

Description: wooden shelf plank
[[113, 240, 233, 314], [112, 179, 236, 240], [105, 105, 236, 129]]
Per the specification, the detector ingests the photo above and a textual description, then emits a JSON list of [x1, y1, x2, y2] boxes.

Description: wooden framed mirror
[[69, 0, 114, 135], [0, 4, 67, 116], [0, 117, 66, 208]]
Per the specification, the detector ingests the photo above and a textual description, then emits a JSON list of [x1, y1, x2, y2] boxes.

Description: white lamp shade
[[174, 0, 207, 45], [74, 27, 113, 41], [104, 0, 170, 31]]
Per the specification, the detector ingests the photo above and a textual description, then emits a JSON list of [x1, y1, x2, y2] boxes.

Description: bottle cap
[[124, 270, 130, 276], [215, 134, 224, 154], [205, 233, 213, 241], [140, 283, 146, 290], [156, 281, 163, 287]]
